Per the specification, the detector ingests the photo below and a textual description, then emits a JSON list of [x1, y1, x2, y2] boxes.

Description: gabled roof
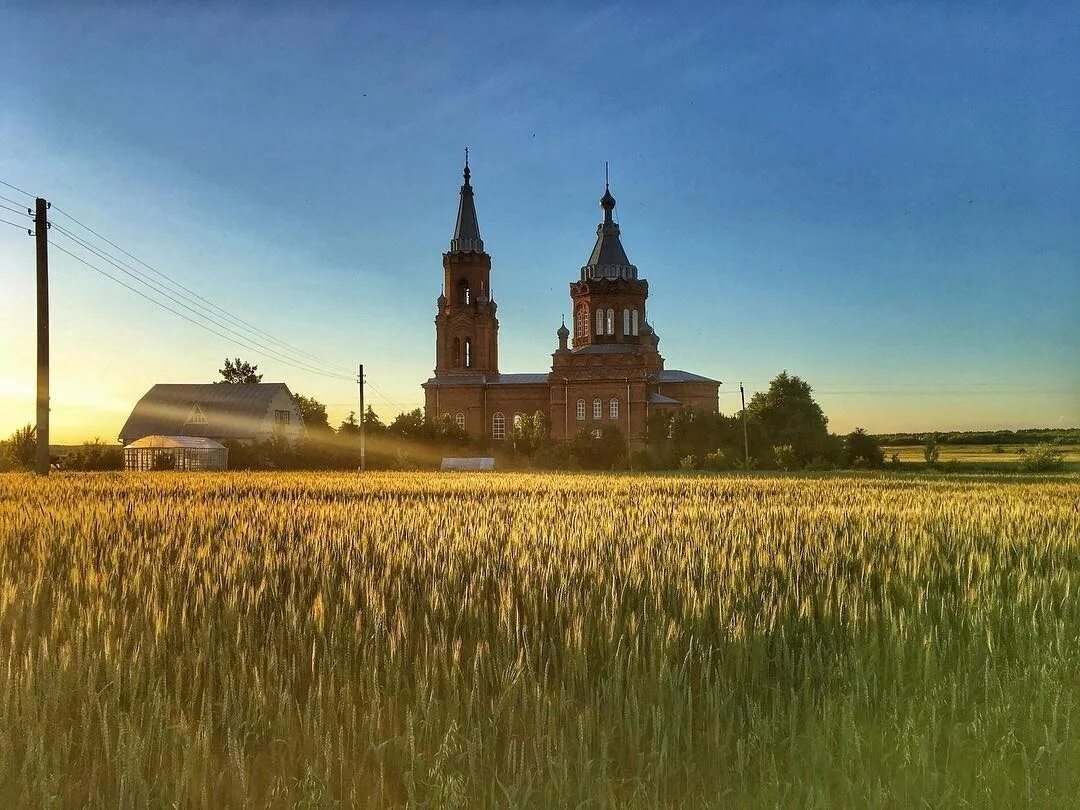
[[119, 383, 297, 441]]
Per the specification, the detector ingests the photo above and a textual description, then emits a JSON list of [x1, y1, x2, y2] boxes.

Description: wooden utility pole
[[34, 198, 50, 476], [357, 363, 366, 472], [740, 382, 749, 469]]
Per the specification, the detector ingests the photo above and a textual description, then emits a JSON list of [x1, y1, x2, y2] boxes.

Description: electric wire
[[51, 224, 352, 380], [0, 202, 30, 218], [51, 239, 354, 382], [50, 204, 356, 376], [0, 179, 34, 199], [0, 193, 31, 210], [0, 217, 31, 232]]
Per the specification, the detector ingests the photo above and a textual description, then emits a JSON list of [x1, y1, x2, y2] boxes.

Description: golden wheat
[[0, 471, 1077, 807]]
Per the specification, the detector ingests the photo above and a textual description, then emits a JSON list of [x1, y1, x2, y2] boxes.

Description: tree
[[363, 406, 386, 433], [747, 371, 829, 465], [293, 394, 329, 432], [511, 411, 550, 457], [843, 428, 884, 468], [217, 357, 262, 384], [571, 425, 626, 470], [388, 409, 428, 440], [3, 424, 37, 469], [924, 434, 940, 466], [338, 411, 361, 435]]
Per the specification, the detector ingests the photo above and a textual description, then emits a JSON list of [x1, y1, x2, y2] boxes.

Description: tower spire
[[450, 148, 484, 253]]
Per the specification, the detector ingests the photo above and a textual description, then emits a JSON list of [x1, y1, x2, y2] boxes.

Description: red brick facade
[[422, 162, 720, 446]]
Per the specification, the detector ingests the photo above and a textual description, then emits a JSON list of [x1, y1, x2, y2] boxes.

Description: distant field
[[883, 443, 1080, 464], [2, 471, 1079, 806]]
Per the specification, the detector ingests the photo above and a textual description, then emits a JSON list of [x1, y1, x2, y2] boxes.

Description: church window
[[513, 413, 524, 433], [452, 337, 461, 367], [455, 412, 465, 430], [595, 308, 604, 336], [442, 413, 451, 424], [606, 309, 615, 335], [458, 279, 471, 306], [576, 398, 586, 421], [593, 397, 602, 419], [464, 338, 472, 368], [609, 398, 619, 419], [591, 428, 602, 439], [632, 309, 639, 336], [623, 308, 630, 336], [492, 412, 506, 440], [577, 307, 587, 337]]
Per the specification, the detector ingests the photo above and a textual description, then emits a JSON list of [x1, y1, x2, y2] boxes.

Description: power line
[[51, 239, 354, 381], [51, 224, 352, 380], [0, 202, 30, 218], [0, 217, 32, 232], [0, 179, 34, 199], [49, 204, 356, 376], [0, 193, 31, 210]]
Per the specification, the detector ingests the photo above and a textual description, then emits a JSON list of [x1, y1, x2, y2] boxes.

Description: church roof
[[423, 373, 549, 387], [658, 369, 722, 384], [582, 182, 637, 280], [449, 151, 484, 253]]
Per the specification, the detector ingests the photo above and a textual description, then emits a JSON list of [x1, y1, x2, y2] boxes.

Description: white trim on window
[[492, 411, 506, 440], [595, 308, 604, 336], [609, 398, 619, 419], [593, 398, 602, 420], [455, 412, 465, 430], [576, 398, 586, 421]]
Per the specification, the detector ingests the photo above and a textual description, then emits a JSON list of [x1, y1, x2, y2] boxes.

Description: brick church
[[422, 158, 720, 445]]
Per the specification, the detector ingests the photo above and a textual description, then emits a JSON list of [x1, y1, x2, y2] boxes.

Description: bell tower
[[434, 152, 499, 375], [569, 179, 649, 349]]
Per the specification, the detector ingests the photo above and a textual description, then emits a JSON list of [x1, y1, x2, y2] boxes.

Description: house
[[119, 383, 306, 446], [423, 158, 721, 445]]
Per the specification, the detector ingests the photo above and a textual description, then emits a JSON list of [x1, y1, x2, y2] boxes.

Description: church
[[422, 158, 720, 445]]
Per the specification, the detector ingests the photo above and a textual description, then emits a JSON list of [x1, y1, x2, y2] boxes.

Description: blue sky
[[1, 2, 1077, 442]]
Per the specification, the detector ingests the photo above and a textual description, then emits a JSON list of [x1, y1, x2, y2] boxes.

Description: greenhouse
[[123, 435, 228, 471]]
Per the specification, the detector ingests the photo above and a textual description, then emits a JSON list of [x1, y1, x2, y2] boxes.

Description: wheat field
[[1, 471, 1078, 807]]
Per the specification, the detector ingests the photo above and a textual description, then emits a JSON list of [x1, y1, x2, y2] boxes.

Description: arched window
[[593, 397, 602, 420], [455, 412, 465, 430], [577, 306, 587, 337], [457, 279, 471, 306], [590, 428, 602, 439], [464, 338, 472, 368], [606, 309, 615, 335], [442, 412, 451, 424], [623, 309, 630, 336], [576, 398, 586, 421], [452, 337, 461, 367], [609, 398, 619, 419], [631, 309, 639, 336], [595, 308, 604, 336], [492, 412, 506, 440], [513, 413, 524, 432]]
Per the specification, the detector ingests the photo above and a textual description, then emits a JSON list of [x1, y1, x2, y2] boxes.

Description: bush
[[63, 440, 123, 471], [805, 455, 836, 472], [1019, 446, 1065, 473], [772, 445, 797, 472], [701, 449, 734, 471], [678, 455, 697, 471], [843, 428, 884, 469]]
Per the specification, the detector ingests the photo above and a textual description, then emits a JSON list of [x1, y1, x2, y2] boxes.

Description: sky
[[1, 2, 1077, 444]]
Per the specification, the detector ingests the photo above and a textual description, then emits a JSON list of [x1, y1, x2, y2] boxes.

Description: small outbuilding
[[123, 435, 228, 471], [440, 457, 496, 471]]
